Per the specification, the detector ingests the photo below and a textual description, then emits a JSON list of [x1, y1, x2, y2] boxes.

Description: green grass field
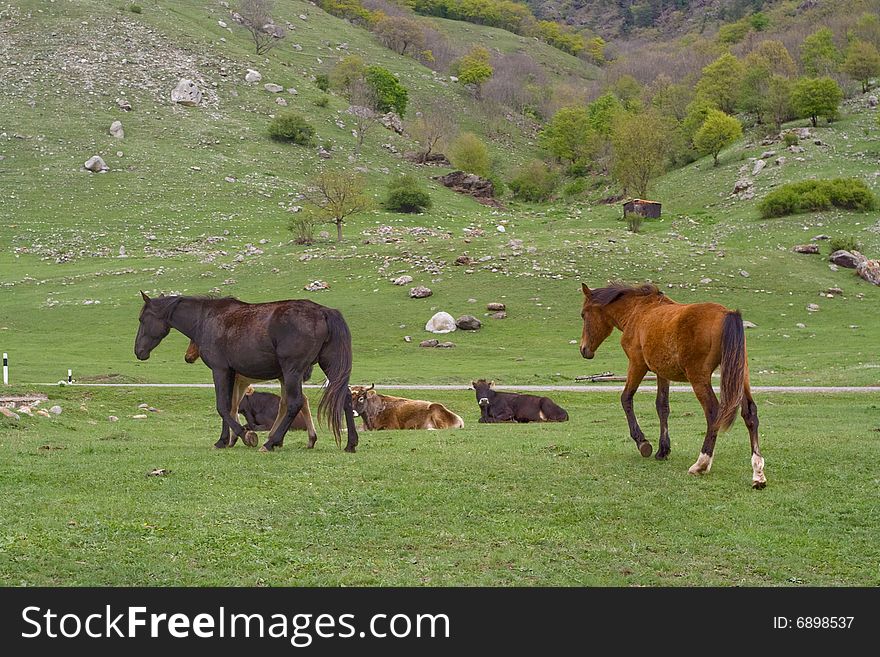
[[1, 386, 878, 586], [1, 0, 879, 587]]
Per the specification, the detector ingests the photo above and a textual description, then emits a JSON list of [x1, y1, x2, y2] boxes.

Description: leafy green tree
[[800, 27, 841, 77], [538, 106, 591, 164], [611, 110, 669, 198], [791, 76, 843, 127], [329, 55, 367, 94], [533, 20, 585, 56], [455, 46, 493, 98], [611, 74, 643, 111], [695, 52, 744, 113], [750, 12, 770, 31], [752, 40, 797, 78], [586, 93, 623, 135], [851, 12, 880, 49], [693, 109, 742, 166], [739, 52, 772, 121], [842, 40, 880, 92], [449, 132, 491, 177], [649, 74, 693, 122], [766, 75, 793, 130], [303, 170, 372, 242], [373, 15, 425, 56], [365, 66, 408, 116], [585, 36, 606, 65], [717, 20, 751, 45]]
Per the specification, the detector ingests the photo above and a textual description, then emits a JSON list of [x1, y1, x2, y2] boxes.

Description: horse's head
[[471, 379, 495, 407], [135, 291, 173, 361], [579, 284, 614, 359]]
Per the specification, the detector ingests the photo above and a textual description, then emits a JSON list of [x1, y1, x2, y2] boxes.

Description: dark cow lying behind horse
[[184, 340, 316, 448], [350, 385, 464, 430], [579, 282, 765, 488], [471, 380, 569, 423], [135, 293, 358, 452]]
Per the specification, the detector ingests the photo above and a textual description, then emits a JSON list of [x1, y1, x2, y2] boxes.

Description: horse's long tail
[[715, 310, 746, 433], [318, 308, 353, 449]]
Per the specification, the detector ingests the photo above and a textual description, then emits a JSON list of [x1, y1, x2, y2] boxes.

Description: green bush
[[315, 74, 330, 92], [268, 112, 316, 145], [449, 132, 490, 177], [315, 95, 330, 108], [508, 160, 557, 202], [129, 3, 142, 13], [365, 66, 408, 117], [758, 179, 875, 218], [385, 175, 432, 213], [561, 177, 589, 198], [829, 236, 863, 253], [783, 132, 799, 147]]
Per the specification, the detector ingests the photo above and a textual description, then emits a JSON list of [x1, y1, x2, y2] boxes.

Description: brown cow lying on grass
[[185, 340, 317, 448], [472, 379, 569, 423], [350, 384, 464, 430]]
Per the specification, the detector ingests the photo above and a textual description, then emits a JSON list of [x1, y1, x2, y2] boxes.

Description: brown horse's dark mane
[[590, 283, 662, 307]]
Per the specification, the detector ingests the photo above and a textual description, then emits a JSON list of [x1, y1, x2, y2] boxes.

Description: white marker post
[[67, 369, 72, 384], [2, 353, 7, 385]]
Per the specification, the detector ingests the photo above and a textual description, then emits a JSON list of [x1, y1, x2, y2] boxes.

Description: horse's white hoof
[[688, 452, 713, 475]]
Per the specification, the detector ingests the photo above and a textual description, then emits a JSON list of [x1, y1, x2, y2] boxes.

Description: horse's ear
[[581, 283, 591, 298], [140, 290, 150, 302]]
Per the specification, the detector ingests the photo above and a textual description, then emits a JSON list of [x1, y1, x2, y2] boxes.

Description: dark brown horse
[[135, 293, 358, 452], [184, 340, 318, 448], [579, 283, 765, 488]]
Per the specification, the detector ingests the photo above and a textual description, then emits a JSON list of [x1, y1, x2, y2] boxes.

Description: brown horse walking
[[579, 283, 765, 488], [135, 293, 358, 452]]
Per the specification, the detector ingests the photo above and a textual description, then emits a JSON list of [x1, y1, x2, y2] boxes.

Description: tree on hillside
[[408, 99, 458, 162], [455, 47, 493, 99], [649, 74, 693, 122], [693, 109, 742, 167], [303, 171, 372, 242], [739, 53, 772, 122], [695, 52, 744, 114], [364, 66, 408, 116], [538, 106, 592, 165], [611, 110, 669, 199], [373, 15, 426, 57], [586, 93, 623, 135], [238, 0, 284, 55], [766, 75, 794, 130], [791, 76, 843, 127], [449, 132, 491, 178], [752, 40, 797, 78], [584, 36, 606, 66], [611, 75, 643, 111], [852, 12, 880, 49], [330, 55, 367, 96], [348, 82, 380, 155], [842, 40, 880, 92], [800, 27, 842, 77]]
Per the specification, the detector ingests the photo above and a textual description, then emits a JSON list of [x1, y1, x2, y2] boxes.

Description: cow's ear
[[470, 380, 476, 389], [489, 380, 495, 389], [141, 290, 151, 302], [581, 283, 591, 298]]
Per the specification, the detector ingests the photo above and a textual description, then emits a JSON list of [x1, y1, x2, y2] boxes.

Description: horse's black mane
[[591, 283, 662, 307], [145, 294, 240, 318]]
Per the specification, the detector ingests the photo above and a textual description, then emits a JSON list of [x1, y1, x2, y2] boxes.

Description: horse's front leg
[[212, 368, 254, 448], [655, 377, 671, 460], [621, 361, 652, 457], [262, 375, 304, 452], [688, 378, 719, 475]]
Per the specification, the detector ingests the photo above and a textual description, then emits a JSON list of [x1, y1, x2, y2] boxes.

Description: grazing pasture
[[1, 386, 878, 586]]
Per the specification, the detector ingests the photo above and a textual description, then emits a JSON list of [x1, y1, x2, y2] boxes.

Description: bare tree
[[373, 15, 425, 56], [303, 171, 372, 242], [408, 99, 458, 161], [347, 81, 380, 154], [237, 0, 284, 56]]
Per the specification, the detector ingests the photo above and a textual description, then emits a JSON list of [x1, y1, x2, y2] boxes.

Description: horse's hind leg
[[621, 361, 652, 457], [741, 380, 766, 489], [655, 377, 671, 460], [688, 378, 719, 475], [301, 395, 318, 449]]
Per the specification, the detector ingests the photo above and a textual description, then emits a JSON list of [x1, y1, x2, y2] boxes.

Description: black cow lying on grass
[[239, 386, 310, 433], [471, 379, 569, 423]]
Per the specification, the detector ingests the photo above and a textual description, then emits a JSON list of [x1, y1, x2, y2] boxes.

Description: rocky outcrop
[[857, 259, 880, 285], [433, 171, 499, 207], [171, 79, 202, 106], [829, 250, 867, 269]]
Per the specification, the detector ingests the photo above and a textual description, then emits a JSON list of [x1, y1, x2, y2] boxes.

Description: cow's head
[[350, 384, 377, 416], [184, 339, 200, 364], [245, 386, 255, 396], [472, 379, 495, 407]]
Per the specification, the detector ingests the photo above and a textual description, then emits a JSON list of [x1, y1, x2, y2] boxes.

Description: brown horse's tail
[[318, 308, 353, 449], [716, 310, 746, 433]]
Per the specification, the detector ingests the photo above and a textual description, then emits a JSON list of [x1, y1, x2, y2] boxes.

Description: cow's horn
[[368, 383, 375, 391]]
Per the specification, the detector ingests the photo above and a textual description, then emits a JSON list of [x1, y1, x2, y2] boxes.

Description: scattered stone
[[436, 341, 456, 348], [812, 234, 830, 241], [775, 156, 786, 166], [225, 176, 236, 183], [751, 159, 766, 176], [869, 95, 878, 108], [733, 178, 752, 194], [829, 250, 866, 269], [489, 311, 507, 319], [245, 69, 262, 83], [17, 406, 32, 416], [739, 270, 750, 277], [116, 98, 132, 111], [759, 151, 776, 159], [410, 286, 433, 299], [392, 275, 413, 286], [788, 145, 805, 153], [825, 287, 844, 296], [700, 277, 712, 284], [487, 302, 506, 311], [109, 120, 124, 138], [147, 468, 169, 477], [264, 83, 284, 93], [171, 78, 202, 106], [0, 407, 20, 420], [796, 323, 806, 329], [84, 155, 108, 172], [404, 335, 412, 343], [287, 88, 298, 95], [496, 225, 506, 233], [813, 139, 823, 146], [108, 415, 119, 422], [275, 97, 288, 107], [132, 414, 148, 419], [304, 280, 329, 291], [419, 339, 439, 348], [456, 315, 482, 331], [49, 405, 62, 415], [425, 311, 456, 334], [379, 112, 404, 134], [807, 303, 819, 312], [857, 259, 880, 285], [793, 244, 819, 254], [743, 321, 757, 328], [218, 20, 228, 28], [454, 255, 473, 266]]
